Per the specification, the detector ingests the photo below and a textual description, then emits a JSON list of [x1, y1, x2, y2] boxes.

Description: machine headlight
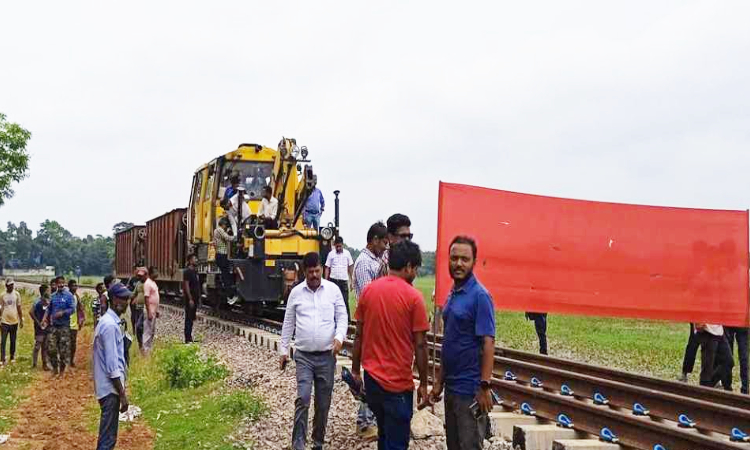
[[301, 146, 309, 159], [320, 227, 334, 241]]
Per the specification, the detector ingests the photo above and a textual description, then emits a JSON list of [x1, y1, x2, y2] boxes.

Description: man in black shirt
[[183, 254, 201, 343]]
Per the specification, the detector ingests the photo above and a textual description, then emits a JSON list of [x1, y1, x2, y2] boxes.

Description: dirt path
[[3, 329, 154, 450]]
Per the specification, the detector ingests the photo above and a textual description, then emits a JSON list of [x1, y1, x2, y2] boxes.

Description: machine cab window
[[220, 161, 274, 201]]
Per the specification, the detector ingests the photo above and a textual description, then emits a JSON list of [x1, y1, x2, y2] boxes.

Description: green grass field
[[351, 275, 703, 384]]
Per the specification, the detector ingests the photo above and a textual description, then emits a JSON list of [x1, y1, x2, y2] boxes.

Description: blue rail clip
[[560, 384, 574, 396], [653, 445, 667, 450], [504, 370, 517, 381], [530, 377, 543, 388], [677, 414, 696, 428], [557, 413, 574, 428], [593, 392, 609, 406], [520, 402, 536, 416], [600, 427, 619, 443], [633, 402, 650, 416]]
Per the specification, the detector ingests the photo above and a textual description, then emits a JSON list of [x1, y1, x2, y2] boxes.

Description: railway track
[[156, 295, 750, 450], [11, 279, 750, 450]]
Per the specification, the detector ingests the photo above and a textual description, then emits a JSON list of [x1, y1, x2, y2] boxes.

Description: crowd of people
[[280, 213, 497, 450]]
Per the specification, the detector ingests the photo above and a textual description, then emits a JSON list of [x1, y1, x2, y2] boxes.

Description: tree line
[[0, 220, 114, 276]]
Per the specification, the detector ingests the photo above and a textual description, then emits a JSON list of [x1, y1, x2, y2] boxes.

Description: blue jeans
[[304, 212, 321, 230], [96, 393, 120, 450], [364, 372, 413, 450]]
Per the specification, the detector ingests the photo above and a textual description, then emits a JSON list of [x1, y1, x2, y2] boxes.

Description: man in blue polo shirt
[[423, 236, 495, 450], [94, 282, 130, 450]]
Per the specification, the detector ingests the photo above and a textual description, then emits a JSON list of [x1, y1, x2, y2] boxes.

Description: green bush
[[218, 391, 267, 420], [160, 344, 229, 389]]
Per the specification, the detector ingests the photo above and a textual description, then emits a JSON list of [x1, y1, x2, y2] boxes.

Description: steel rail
[[493, 378, 745, 450]]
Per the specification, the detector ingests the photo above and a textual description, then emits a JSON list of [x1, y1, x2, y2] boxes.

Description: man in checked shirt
[[351, 221, 390, 440]]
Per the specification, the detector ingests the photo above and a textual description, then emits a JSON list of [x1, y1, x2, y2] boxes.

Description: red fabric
[[435, 182, 750, 326], [356, 276, 430, 392]]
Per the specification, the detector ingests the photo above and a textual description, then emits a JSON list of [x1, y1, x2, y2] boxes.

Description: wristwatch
[[480, 380, 491, 390]]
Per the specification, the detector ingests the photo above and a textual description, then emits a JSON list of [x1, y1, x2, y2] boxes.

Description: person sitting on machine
[[223, 173, 241, 204], [222, 186, 252, 238], [258, 186, 279, 230]]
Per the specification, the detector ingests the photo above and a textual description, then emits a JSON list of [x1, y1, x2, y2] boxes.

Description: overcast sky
[[1, 1, 748, 250]]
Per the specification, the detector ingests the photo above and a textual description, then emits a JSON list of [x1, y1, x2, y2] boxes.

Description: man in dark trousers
[[695, 323, 734, 390], [524, 312, 548, 355], [352, 240, 430, 450], [424, 236, 495, 450], [725, 326, 749, 394], [182, 254, 201, 343], [94, 283, 130, 450], [679, 323, 700, 383]]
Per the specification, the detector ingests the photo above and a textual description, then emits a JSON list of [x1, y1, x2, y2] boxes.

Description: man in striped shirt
[[214, 217, 238, 305], [351, 221, 389, 440]]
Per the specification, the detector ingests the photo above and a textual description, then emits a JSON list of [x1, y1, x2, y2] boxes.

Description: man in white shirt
[[223, 187, 252, 237], [258, 186, 279, 229], [695, 323, 734, 390], [280, 252, 348, 450], [324, 236, 354, 319]]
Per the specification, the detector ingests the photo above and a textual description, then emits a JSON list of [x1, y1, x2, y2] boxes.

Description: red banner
[[435, 182, 750, 326]]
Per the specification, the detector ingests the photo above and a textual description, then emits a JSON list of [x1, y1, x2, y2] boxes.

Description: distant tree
[[0, 113, 32, 207], [112, 221, 135, 234]]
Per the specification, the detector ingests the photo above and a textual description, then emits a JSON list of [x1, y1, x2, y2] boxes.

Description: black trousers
[[331, 278, 350, 320], [1, 323, 18, 362], [726, 327, 749, 394], [216, 253, 236, 299], [130, 306, 144, 350], [185, 302, 197, 343], [525, 313, 548, 355], [697, 331, 734, 390], [682, 323, 700, 374]]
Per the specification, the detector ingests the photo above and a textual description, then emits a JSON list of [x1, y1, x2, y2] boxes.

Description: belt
[[298, 349, 331, 356]]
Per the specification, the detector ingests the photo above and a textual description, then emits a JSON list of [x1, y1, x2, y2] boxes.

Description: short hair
[[68, 279, 77, 288], [148, 266, 159, 277], [39, 284, 48, 296], [389, 240, 422, 271], [262, 185, 272, 194], [55, 276, 65, 283], [103, 275, 115, 286], [95, 282, 105, 291], [230, 173, 240, 184], [302, 252, 321, 270], [187, 253, 197, 261], [450, 235, 478, 259], [334, 236, 344, 245], [366, 222, 388, 243], [387, 213, 411, 235]]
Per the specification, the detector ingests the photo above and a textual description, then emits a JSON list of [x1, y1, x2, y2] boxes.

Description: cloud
[[0, 0, 748, 250]]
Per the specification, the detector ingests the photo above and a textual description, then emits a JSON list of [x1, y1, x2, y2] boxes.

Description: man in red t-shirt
[[352, 240, 430, 450]]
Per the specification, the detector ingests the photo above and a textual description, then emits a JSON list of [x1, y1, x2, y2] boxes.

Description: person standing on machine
[[215, 217, 238, 305]]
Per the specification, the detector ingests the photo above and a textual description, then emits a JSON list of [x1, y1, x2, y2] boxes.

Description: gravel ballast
[[156, 307, 513, 450]]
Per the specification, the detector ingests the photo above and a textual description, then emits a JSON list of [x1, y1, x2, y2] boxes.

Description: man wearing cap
[[1, 278, 24, 365], [44, 276, 75, 376], [94, 282, 130, 450], [303, 176, 324, 230]]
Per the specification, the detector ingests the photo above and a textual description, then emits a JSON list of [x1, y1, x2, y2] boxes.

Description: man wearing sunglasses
[[378, 214, 412, 278]]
